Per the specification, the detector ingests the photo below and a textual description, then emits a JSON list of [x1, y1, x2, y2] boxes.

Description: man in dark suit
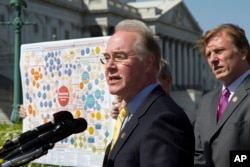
[[101, 19, 194, 167], [194, 24, 250, 167]]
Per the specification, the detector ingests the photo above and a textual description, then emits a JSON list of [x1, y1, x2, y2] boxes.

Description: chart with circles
[[20, 36, 114, 167]]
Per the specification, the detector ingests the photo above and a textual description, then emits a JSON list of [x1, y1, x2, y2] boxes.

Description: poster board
[[20, 36, 114, 167]]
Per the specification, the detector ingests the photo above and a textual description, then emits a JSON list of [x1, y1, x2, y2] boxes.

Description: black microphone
[[4, 118, 88, 160], [0, 110, 73, 158], [1, 143, 54, 167]]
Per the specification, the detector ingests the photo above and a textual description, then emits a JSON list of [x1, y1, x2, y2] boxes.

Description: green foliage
[[0, 123, 60, 167], [0, 122, 22, 146]]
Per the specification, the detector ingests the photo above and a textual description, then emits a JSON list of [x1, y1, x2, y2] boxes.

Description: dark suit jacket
[[103, 86, 194, 167], [194, 75, 250, 167]]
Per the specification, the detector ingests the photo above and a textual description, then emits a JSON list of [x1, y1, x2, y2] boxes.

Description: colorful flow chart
[[20, 36, 114, 167]]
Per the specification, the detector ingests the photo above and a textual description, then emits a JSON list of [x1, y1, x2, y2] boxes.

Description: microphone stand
[[1, 142, 54, 167]]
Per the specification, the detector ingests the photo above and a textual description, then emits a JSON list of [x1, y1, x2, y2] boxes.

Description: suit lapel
[[217, 87, 247, 126], [210, 76, 250, 140], [108, 86, 165, 159], [210, 88, 221, 131]]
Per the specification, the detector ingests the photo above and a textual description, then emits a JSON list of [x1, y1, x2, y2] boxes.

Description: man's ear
[[144, 54, 155, 69], [240, 48, 248, 61]]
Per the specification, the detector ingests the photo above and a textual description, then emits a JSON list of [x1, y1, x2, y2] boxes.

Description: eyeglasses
[[100, 52, 137, 64]]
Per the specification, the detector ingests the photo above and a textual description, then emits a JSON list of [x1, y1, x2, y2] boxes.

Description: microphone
[[0, 111, 73, 159], [1, 143, 54, 167], [4, 118, 88, 160]]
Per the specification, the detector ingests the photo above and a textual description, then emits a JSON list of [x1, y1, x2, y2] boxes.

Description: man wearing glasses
[[101, 19, 194, 167]]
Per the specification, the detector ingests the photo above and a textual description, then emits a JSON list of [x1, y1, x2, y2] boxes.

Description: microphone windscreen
[[72, 118, 88, 134], [35, 111, 73, 134], [53, 111, 73, 123]]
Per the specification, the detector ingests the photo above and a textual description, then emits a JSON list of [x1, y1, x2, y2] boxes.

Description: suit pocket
[[226, 120, 248, 130], [114, 152, 138, 167], [116, 152, 135, 161], [224, 120, 250, 149]]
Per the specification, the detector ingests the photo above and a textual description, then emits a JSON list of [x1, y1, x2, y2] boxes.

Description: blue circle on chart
[[82, 72, 89, 83], [95, 89, 101, 99], [49, 101, 52, 108], [96, 103, 101, 110], [42, 93, 46, 100], [40, 101, 43, 108], [86, 94, 95, 108], [25, 92, 29, 100], [81, 49, 85, 56], [68, 69, 72, 76], [81, 95, 86, 102], [25, 72, 28, 77], [56, 58, 60, 65], [47, 84, 50, 91], [87, 65, 91, 72], [44, 55, 48, 61], [58, 71, 62, 77], [38, 91, 41, 98], [100, 73, 105, 80], [88, 83, 92, 90], [86, 48, 90, 54], [50, 52, 53, 57], [29, 97, 32, 103], [95, 79, 99, 85], [70, 137, 75, 144], [25, 78, 29, 86], [50, 59, 53, 65]]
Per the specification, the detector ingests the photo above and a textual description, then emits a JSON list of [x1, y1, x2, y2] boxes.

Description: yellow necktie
[[110, 107, 129, 150]]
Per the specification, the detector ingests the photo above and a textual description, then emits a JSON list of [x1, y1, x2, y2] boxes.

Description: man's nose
[[208, 53, 218, 63], [106, 58, 117, 68]]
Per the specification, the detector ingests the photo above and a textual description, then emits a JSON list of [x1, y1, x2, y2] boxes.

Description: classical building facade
[[0, 0, 219, 121]]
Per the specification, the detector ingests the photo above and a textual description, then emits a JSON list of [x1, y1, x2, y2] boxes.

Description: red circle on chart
[[58, 86, 69, 106]]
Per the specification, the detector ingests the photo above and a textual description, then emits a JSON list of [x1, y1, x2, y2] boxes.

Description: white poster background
[[20, 36, 114, 167]]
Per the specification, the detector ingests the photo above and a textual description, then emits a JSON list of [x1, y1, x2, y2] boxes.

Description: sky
[[183, 0, 250, 40], [137, 0, 250, 40]]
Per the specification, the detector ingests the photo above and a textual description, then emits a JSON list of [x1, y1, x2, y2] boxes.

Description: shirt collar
[[223, 69, 250, 100], [127, 83, 158, 115], [225, 69, 250, 92]]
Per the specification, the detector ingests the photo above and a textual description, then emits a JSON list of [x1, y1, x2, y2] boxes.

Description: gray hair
[[158, 58, 172, 80], [115, 19, 161, 71]]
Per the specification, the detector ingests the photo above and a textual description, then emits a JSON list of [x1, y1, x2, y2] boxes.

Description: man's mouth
[[213, 66, 223, 74], [108, 76, 121, 84]]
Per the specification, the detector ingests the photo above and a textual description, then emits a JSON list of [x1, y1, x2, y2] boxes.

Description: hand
[[110, 101, 120, 119], [19, 104, 27, 118], [110, 98, 127, 120]]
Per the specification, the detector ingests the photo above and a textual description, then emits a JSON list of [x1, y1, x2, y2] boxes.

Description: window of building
[[52, 27, 57, 40], [34, 24, 38, 34], [0, 15, 4, 21], [65, 30, 70, 39]]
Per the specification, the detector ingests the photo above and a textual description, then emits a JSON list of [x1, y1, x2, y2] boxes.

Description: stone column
[[188, 44, 194, 87], [177, 40, 182, 88], [101, 25, 108, 36], [164, 37, 170, 61], [170, 38, 176, 88], [183, 42, 188, 88]]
